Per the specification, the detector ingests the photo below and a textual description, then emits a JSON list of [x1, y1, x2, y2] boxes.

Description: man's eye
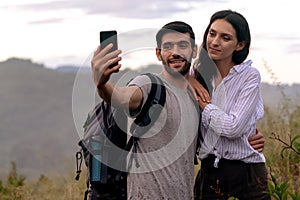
[[163, 43, 173, 50], [179, 42, 189, 49]]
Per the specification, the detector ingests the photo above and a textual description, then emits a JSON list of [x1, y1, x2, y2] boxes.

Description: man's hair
[[156, 21, 195, 49]]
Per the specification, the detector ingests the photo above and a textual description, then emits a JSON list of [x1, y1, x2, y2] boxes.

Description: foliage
[[270, 132, 300, 160], [261, 60, 300, 200], [268, 168, 289, 200], [267, 132, 300, 200], [268, 171, 300, 200], [0, 162, 86, 200], [0, 162, 27, 200]]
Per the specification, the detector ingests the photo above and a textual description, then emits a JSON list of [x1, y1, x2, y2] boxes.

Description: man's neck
[[161, 69, 189, 89]]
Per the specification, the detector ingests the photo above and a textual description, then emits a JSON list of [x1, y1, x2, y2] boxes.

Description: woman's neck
[[214, 59, 235, 79], [212, 59, 235, 89]]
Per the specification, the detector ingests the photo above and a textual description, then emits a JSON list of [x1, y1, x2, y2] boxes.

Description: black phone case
[[100, 30, 118, 68]]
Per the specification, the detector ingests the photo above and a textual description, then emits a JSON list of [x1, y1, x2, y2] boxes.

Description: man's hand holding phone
[[91, 30, 121, 88]]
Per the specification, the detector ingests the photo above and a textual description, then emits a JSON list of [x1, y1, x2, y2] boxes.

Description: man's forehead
[[161, 32, 191, 43]]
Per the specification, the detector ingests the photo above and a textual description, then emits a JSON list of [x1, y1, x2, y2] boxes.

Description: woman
[[192, 10, 270, 200]]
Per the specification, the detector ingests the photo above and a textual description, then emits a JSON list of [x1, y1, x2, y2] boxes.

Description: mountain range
[[0, 57, 299, 180]]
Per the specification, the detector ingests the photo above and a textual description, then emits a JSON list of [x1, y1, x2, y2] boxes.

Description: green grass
[[0, 162, 87, 200]]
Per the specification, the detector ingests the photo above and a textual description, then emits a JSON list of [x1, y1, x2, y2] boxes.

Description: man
[[92, 21, 199, 199]]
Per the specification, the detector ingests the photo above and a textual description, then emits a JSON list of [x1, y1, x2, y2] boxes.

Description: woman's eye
[[209, 31, 215, 37]]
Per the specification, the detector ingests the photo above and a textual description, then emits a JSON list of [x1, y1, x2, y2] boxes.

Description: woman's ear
[[235, 41, 245, 51], [156, 48, 162, 61]]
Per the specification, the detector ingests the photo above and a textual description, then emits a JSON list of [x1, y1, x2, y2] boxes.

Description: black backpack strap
[[130, 73, 166, 136], [124, 73, 166, 167]]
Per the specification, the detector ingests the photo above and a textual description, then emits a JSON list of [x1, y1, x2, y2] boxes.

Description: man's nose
[[171, 44, 181, 54]]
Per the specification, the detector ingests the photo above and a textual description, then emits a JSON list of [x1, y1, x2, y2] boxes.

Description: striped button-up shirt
[[198, 60, 265, 164]]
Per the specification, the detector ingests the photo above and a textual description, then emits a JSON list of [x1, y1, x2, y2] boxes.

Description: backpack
[[75, 73, 166, 200]]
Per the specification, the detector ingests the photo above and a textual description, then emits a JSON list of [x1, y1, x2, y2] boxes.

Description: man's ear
[[156, 48, 162, 61], [235, 41, 245, 51], [192, 44, 198, 58]]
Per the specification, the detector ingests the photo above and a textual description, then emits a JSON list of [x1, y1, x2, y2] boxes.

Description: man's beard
[[162, 55, 192, 78]]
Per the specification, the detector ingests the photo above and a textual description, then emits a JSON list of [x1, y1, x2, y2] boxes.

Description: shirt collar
[[232, 59, 252, 74], [222, 60, 252, 83]]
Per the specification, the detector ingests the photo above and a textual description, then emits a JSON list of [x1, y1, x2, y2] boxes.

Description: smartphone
[[100, 30, 118, 68]]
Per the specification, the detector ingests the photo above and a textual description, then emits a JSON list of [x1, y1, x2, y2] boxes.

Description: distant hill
[[0, 57, 299, 179], [261, 82, 300, 109], [56, 65, 82, 72], [0, 58, 80, 178]]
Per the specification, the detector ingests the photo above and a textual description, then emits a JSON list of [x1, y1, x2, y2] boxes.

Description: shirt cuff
[[202, 103, 218, 129]]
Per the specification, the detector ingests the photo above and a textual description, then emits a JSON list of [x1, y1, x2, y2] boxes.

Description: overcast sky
[[0, 0, 299, 84]]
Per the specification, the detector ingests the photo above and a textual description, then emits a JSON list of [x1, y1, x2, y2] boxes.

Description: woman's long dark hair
[[193, 48, 216, 95]]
